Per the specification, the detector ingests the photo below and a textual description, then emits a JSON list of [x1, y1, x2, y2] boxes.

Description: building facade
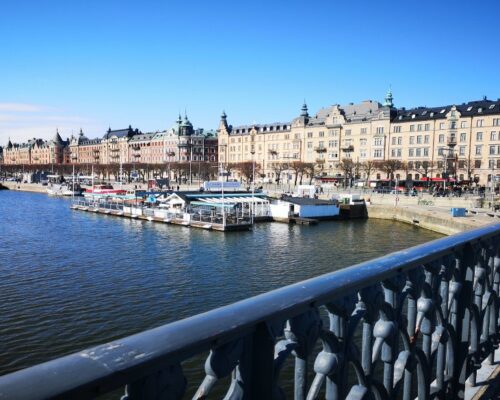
[[218, 93, 500, 185]]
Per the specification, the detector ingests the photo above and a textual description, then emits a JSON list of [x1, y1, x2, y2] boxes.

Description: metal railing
[[1, 224, 500, 399]]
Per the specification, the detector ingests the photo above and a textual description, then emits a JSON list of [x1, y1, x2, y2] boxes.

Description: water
[[0, 191, 442, 380]]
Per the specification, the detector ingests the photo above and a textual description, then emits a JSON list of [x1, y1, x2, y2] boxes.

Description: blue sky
[[1, 0, 499, 143]]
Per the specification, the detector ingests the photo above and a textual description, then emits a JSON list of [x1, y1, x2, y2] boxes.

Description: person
[[176, 185, 180, 191]]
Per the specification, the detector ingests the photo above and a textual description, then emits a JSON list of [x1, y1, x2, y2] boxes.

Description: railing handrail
[[1, 223, 500, 399]]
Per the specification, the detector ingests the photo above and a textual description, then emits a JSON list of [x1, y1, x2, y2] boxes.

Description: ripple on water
[[0, 191, 442, 376]]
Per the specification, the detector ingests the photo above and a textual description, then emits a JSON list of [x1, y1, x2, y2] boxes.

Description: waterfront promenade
[[3, 181, 498, 236]]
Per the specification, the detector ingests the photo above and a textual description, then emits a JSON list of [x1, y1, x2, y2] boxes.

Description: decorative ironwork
[[1, 224, 500, 399]]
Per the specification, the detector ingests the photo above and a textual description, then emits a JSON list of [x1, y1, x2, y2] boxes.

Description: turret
[[218, 110, 229, 132], [384, 87, 394, 108]]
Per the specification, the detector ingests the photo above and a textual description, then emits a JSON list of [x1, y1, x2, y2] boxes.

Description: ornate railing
[[1, 224, 500, 399]]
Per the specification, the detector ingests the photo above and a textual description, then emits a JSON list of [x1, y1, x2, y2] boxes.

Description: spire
[[384, 87, 394, 107], [53, 128, 63, 144], [7, 137, 12, 149], [300, 101, 309, 117], [219, 110, 229, 132], [79, 128, 83, 136]]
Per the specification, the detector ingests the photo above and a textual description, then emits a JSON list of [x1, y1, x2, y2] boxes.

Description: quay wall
[[367, 204, 489, 235], [1, 182, 47, 193]]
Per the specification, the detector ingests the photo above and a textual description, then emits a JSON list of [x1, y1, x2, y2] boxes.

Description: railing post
[[248, 322, 275, 399]]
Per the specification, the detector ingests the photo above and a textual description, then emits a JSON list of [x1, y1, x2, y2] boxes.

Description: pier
[[70, 198, 252, 231]]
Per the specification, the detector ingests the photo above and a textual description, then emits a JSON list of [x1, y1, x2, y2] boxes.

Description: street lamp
[[250, 148, 255, 224]]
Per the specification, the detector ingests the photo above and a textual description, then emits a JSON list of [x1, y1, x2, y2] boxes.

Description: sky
[[1, 0, 499, 144]]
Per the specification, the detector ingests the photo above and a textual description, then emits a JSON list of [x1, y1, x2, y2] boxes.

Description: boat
[[47, 182, 83, 197], [83, 184, 127, 198]]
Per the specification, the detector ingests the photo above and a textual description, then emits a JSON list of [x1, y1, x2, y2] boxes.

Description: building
[[218, 92, 500, 186], [3, 131, 69, 166]]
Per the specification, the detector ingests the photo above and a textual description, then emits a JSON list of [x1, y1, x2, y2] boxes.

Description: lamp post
[[250, 148, 255, 224]]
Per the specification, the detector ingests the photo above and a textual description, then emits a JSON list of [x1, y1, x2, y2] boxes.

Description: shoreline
[[3, 182, 496, 235]]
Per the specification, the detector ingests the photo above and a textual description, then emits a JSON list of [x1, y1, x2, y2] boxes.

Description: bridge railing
[[1, 224, 500, 399]]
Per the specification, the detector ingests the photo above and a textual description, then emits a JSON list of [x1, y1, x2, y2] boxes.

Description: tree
[[290, 161, 308, 186], [337, 158, 354, 187], [233, 161, 261, 183], [361, 160, 376, 185], [375, 160, 403, 180], [300, 163, 315, 184], [271, 162, 287, 184]]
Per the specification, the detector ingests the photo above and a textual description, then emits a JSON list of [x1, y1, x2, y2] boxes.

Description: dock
[[70, 203, 252, 232]]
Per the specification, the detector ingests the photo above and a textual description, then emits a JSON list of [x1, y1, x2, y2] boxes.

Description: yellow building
[[218, 92, 500, 186]]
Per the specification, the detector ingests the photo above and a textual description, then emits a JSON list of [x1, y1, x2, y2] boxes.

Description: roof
[[102, 126, 137, 140], [394, 99, 500, 122], [280, 196, 339, 206]]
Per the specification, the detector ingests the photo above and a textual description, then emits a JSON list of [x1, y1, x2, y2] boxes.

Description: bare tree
[[361, 160, 376, 185], [374, 160, 403, 180], [290, 161, 308, 185], [233, 161, 261, 183], [337, 158, 355, 187], [302, 163, 315, 184], [271, 162, 287, 184]]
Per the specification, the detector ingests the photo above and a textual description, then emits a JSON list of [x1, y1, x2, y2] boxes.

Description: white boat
[[83, 184, 128, 198], [47, 183, 83, 197]]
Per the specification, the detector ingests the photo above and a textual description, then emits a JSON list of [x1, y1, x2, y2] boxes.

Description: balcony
[[315, 158, 325, 164], [110, 148, 120, 152], [447, 136, 457, 147], [314, 146, 327, 153], [341, 145, 354, 153]]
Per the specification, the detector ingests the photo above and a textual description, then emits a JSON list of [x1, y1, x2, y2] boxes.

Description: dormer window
[[467, 106, 473, 111], [440, 109, 446, 113]]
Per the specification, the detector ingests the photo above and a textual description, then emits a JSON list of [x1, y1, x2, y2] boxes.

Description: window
[[410, 125, 415, 132], [459, 146, 465, 156], [397, 137, 402, 145], [461, 121, 467, 128], [328, 140, 337, 147], [417, 124, 422, 131], [494, 118, 500, 127], [360, 138, 367, 146], [392, 137, 396, 145], [409, 148, 414, 157], [391, 149, 396, 157], [423, 148, 429, 156], [307, 132, 313, 138], [439, 123, 445, 129], [397, 149, 402, 157], [491, 131, 497, 141], [476, 119, 484, 127], [360, 128, 367, 134], [476, 132, 483, 141], [374, 137, 383, 146], [376, 127, 384, 134], [424, 135, 429, 144], [438, 134, 445, 143], [345, 129, 351, 136], [425, 123, 430, 131], [360, 150, 366, 158], [393, 126, 401, 133], [460, 132, 466, 142], [374, 149, 383, 157], [417, 136, 422, 144], [319, 131, 324, 137], [475, 145, 482, 155], [490, 145, 496, 155], [409, 136, 415, 144], [475, 160, 481, 168], [416, 148, 421, 157], [307, 142, 312, 149]]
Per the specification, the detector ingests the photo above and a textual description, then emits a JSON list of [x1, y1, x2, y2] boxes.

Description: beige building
[[218, 92, 500, 186]]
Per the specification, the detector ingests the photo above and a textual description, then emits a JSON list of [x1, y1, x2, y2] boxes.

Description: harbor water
[[0, 191, 442, 388]]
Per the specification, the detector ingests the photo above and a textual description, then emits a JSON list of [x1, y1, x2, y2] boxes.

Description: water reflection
[[0, 191, 442, 377]]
